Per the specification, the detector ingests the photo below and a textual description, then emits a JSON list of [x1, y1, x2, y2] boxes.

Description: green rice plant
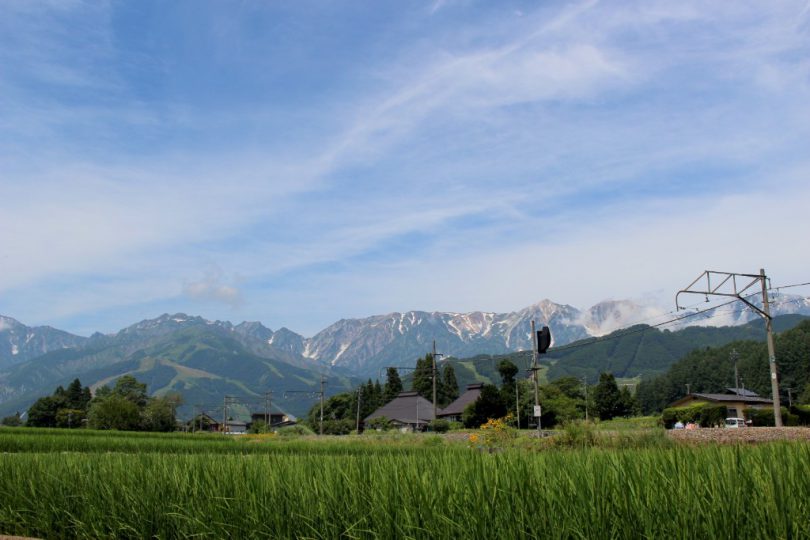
[[0, 437, 808, 539]]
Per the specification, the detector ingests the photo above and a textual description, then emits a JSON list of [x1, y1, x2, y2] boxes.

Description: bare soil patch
[[667, 427, 810, 444]]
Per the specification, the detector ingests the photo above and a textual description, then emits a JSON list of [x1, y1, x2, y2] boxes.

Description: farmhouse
[[364, 391, 435, 431], [249, 410, 297, 428], [437, 383, 484, 423], [668, 387, 773, 419]]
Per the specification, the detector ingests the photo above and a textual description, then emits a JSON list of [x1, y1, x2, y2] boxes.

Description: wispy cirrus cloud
[[1, 1, 809, 335]]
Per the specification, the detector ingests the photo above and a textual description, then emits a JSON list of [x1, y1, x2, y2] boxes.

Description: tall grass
[[0, 439, 808, 538]]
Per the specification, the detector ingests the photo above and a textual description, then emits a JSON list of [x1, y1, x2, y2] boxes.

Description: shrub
[[790, 405, 810, 426], [365, 417, 393, 431], [698, 405, 727, 428], [554, 421, 597, 449], [448, 421, 464, 431], [275, 424, 314, 437], [746, 407, 796, 427], [429, 419, 450, 433], [661, 405, 703, 428]]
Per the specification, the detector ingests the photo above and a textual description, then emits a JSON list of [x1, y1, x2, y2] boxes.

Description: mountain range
[[1, 294, 808, 419]]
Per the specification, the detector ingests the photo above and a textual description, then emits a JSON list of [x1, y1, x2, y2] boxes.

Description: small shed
[[224, 420, 248, 435], [437, 383, 484, 423], [668, 387, 773, 420], [364, 391, 435, 431]]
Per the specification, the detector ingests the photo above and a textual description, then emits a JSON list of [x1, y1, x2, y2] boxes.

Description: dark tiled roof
[[689, 393, 773, 405], [437, 385, 483, 417], [725, 387, 759, 397], [364, 391, 436, 424]]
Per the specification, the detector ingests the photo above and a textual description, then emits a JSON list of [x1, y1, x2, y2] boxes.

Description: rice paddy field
[[1, 427, 809, 539]]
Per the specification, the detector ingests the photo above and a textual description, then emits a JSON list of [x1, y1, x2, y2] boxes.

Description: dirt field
[[667, 427, 810, 444]]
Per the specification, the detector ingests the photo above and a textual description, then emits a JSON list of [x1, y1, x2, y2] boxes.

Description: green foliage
[[366, 417, 393, 431], [383, 367, 403, 402], [497, 360, 518, 386], [462, 384, 506, 428], [1, 413, 22, 427], [547, 315, 807, 382], [554, 421, 597, 449], [275, 424, 315, 437], [440, 364, 459, 406], [26, 378, 93, 428], [789, 405, 810, 426], [638, 319, 810, 414], [698, 405, 728, 428], [411, 354, 434, 400], [661, 405, 704, 428], [428, 419, 450, 433], [87, 395, 142, 431], [746, 407, 797, 427], [593, 373, 621, 420], [141, 397, 178, 432], [799, 382, 810, 405]]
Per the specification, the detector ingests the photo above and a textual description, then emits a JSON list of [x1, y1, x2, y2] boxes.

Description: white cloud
[[182, 268, 242, 308]]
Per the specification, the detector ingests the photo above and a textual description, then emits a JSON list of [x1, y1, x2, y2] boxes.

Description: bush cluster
[[661, 404, 728, 428]]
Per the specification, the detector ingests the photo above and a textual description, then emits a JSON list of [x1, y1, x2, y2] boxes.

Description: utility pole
[[356, 385, 362, 433], [515, 380, 520, 429], [686, 383, 691, 395], [760, 268, 783, 425], [676, 268, 783, 426], [320, 375, 326, 436], [531, 320, 540, 435], [223, 396, 228, 435], [431, 341, 443, 421]]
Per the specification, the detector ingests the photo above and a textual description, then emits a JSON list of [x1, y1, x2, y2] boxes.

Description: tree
[[383, 368, 403, 402], [142, 397, 177, 432], [616, 387, 639, 418], [462, 384, 507, 428], [412, 354, 434, 401], [65, 378, 91, 410], [498, 360, 519, 416], [111, 375, 148, 407], [440, 364, 459, 406], [87, 395, 142, 430], [799, 382, 810, 405], [497, 360, 519, 386], [1, 412, 22, 427], [593, 372, 621, 421], [26, 396, 63, 427]]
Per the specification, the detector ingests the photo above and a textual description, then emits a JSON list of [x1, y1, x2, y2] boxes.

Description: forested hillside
[[637, 319, 810, 413]]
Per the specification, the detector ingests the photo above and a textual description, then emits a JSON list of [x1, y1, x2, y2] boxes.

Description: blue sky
[[1, 1, 810, 336]]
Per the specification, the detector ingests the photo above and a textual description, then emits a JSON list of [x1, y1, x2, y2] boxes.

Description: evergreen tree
[[412, 354, 434, 401], [497, 360, 519, 386], [383, 368, 403, 402], [441, 364, 459, 406], [593, 372, 621, 420]]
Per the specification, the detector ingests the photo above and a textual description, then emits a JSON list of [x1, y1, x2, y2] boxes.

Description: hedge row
[[661, 404, 727, 428]]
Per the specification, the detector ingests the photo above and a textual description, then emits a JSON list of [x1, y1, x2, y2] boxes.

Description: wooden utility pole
[[356, 385, 362, 433], [319, 375, 326, 436], [432, 340, 438, 420], [760, 269, 783, 425], [531, 320, 540, 434]]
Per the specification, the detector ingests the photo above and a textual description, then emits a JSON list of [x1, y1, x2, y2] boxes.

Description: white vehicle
[[724, 417, 747, 428]]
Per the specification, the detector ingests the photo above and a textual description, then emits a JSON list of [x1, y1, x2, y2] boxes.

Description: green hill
[[636, 319, 810, 413], [428, 315, 807, 391], [0, 325, 357, 420]]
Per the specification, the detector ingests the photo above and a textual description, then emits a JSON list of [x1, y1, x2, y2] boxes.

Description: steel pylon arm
[[676, 270, 769, 319]]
